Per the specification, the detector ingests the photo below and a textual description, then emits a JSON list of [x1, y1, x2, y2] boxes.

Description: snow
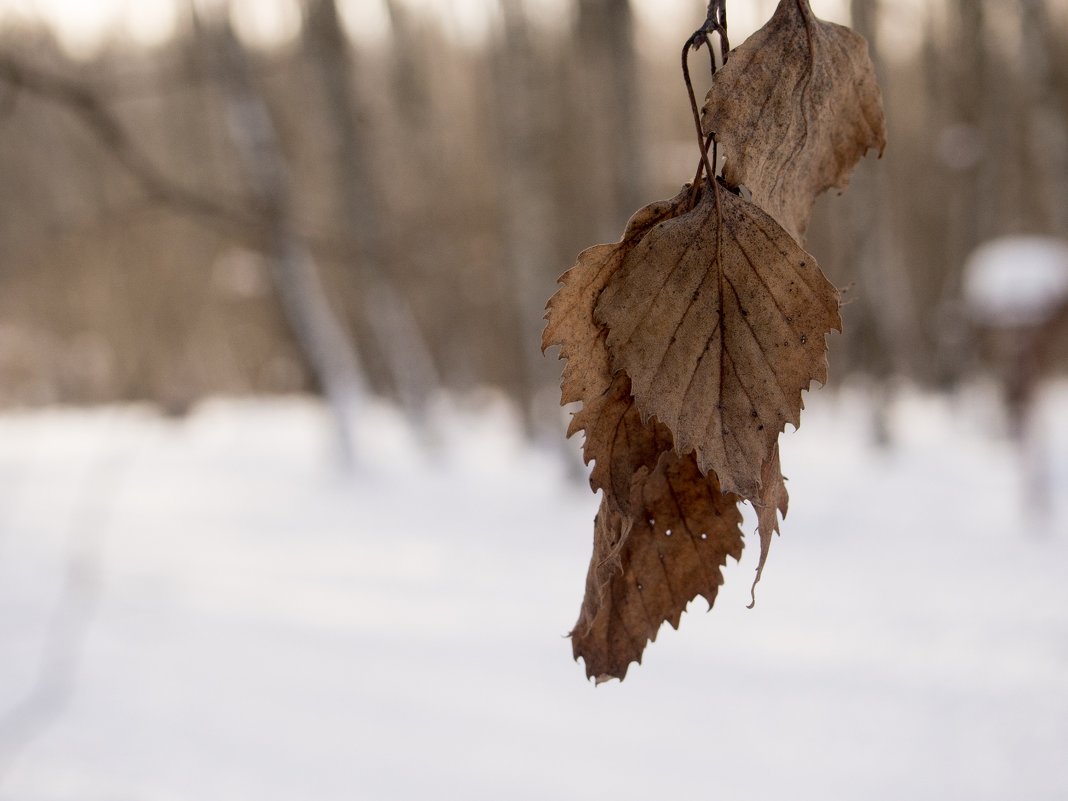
[[0, 385, 1067, 801], [963, 236, 1068, 326]]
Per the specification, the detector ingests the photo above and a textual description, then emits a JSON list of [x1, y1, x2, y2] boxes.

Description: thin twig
[[681, 41, 716, 206], [681, 0, 730, 207], [690, 133, 715, 192]]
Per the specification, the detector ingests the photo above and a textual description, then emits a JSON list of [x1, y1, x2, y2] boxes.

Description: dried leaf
[[543, 188, 690, 513], [700, 0, 887, 241], [545, 0, 886, 682], [542, 187, 692, 405], [596, 183, 840, 501], [571, 453, 744, 681]]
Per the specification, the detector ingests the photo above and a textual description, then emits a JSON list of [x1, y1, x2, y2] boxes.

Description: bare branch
[[0, 53, 258, 233], [0, 52, 363, 263]]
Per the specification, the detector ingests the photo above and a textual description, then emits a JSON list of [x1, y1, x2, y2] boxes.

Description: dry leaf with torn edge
[[701, 0, 887, 242], [543, 188, 690, 515], [571, 453, 743, 681]]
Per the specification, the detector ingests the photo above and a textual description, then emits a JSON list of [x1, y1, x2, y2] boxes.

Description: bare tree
[[574, 0, 644, 241], [303, 0, 440, 426], [493, 0, 561, 438], [1019, 0, 1068, 236], [192, 11, 369, 464], [846, 0, 922, 384]]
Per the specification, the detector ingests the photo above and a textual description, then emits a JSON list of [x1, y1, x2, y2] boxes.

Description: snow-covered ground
[[0, 384, 1066, 801]]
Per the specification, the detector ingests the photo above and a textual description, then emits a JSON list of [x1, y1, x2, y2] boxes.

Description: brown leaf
[[543, 188, 690, 512], [542, 187, 692, 403], [571, 453, 744, 681], [596, 182, 841, 501], [700, 0, 887, 242]]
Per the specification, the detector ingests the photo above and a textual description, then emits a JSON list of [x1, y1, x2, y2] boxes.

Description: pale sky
[[0, 0, 924, 60]]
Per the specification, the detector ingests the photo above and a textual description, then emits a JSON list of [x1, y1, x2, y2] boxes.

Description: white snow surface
[[0, 385, 1067, 801], [963, 235, 1068, 326]]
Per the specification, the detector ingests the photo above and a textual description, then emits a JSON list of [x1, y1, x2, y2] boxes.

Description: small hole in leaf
[[637, 583, 643, 591], [665, 529, 672, 537], [700, 532, 708, 540], [800, 335, 807, 344]]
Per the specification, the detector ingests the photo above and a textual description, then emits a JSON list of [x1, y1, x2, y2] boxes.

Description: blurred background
[[0, 1, 1066, 799]]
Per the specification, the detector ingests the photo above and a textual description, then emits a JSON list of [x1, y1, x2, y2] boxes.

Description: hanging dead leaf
[[700, 0, 886, 242], [571, 453, 743, 681], [543, 0, 887, 682], [543, 188, 690, 513], [596, 182, 840, 501]]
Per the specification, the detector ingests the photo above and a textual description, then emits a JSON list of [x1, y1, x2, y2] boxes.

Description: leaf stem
[[681, 0, 729, 208], [681, 40, 715, 204]]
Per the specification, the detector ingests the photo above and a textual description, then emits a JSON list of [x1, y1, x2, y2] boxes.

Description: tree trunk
[[1019, 0, 1068, 236], [931, 0, 999, 384], [195, 12, 368, 465], [575, 0, 644, 241], [494, 0, 560, 439], [303, 0, 440, 426], [846, 0, 923, 383]]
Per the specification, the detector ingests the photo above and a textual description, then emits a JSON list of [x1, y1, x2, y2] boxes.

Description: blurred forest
[[0, 0, 1066, 437]]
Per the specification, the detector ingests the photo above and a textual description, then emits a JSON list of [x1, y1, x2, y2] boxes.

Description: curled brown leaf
[[701, 0, 887, 242]]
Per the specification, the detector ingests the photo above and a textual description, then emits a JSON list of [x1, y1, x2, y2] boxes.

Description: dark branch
[[0, 53, 259, 234], [0, 53, 362, 260]]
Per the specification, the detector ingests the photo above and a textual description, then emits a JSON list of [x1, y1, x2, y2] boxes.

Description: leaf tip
[[746, 560, 766, 609]]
